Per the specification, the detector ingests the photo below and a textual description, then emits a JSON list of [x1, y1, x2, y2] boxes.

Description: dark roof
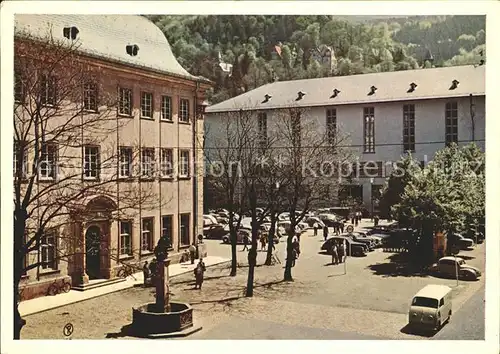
[[207, 65, 485, 113], [14, 14, 210, 83]]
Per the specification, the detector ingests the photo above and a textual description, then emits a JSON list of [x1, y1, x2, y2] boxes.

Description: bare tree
[[13, 31, 165, 338], [271, 106, 351, 281]]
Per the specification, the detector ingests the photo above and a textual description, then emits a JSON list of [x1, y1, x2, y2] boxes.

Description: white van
[[408, 284, 452, 331]]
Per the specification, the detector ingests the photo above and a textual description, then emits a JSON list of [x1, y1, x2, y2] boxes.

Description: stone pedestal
[[155, 259, 171, 312]]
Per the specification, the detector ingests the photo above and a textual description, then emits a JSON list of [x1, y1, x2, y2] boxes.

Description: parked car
[[321, 236, 367, 256], [203, 214, 219, 226], [448, 233, 475, 249], [350, 233, 376, 251], [317, 213, 340, 227], [222, 228, 279, 245], [305, 216, 326, 229], [203, 224, 227, 239], [408, 284, 453, 331], [430, 256, 482, 280]]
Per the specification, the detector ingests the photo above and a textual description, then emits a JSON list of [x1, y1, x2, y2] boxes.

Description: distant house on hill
[[310, 45, 337, 71]]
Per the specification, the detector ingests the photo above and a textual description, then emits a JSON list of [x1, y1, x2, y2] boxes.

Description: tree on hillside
[[13, 32, 161, 338]]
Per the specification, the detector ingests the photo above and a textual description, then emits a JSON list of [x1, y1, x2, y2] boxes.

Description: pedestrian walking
[[193, 258, 206, 290], [374, 214, 379, 227], [313, 223, 318, 236], [189, 243, 197, 264], [331, 242, 339, 265], [292, 237, 301, 259], [142, 261, 150, 286], [260, 232, 267, 251], [354, 212, 359, 226], [338, 241, 345, 264], [242, 234, 249, 251], [350, 212, 355, 225], [340, 221, 345, 234], [323, 225, 329, 241]]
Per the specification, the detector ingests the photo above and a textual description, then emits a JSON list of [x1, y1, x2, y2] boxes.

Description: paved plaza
[[21, 224, 485, 340]]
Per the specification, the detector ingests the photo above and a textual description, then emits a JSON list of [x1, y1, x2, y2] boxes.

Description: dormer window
[[296, 91, 306, 101], [407, 82, 418, 93], [330, 89, 340, 99], [262, 94, 272, 104], [368, 85, 377, 96], [449, 80, 459, 90], [63, 26, 79, 40], [126, 44, 139, 57]]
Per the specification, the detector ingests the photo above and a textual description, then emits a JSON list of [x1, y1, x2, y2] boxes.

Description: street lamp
[[370, 178, 374, 221]]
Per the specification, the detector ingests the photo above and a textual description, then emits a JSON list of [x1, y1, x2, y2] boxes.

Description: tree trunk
[[230, 227, 238, 276], [283, 234, 294, 281], [265, 212, 277, 265], [14, 279, 24, 340], [245, 214, 259, 297], [14, 209, 27, 339]]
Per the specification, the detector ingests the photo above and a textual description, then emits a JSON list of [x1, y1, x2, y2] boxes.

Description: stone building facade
[[14, 15, 211, 300]]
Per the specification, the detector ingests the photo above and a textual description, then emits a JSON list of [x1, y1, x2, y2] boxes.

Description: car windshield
[[412, 296, 438, 308]]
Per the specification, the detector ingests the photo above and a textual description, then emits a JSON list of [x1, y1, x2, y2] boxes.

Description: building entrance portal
[[85, 225, 101, 279]]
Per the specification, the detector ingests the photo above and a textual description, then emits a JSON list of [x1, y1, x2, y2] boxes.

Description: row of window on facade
[[13, 143, 191, 180], [28, 214, 192, 273], [14, 72, 191, 122], [255, 102, 460, 153]]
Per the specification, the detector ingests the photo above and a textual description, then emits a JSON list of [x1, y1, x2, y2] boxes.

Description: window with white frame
[[13, 140, 28, 178], [141, 218, 154, 252], [39, 143, 58, 180], [83, 145, 100, 179], [119, 147, 132, 178], [41, 231, 57, 270], [40, 74, 56, 106], [180, 213, 190, 246], [326, 108, 337, 145], [118, 87, 132, 116], [141, 92, 153, 118], [83, 81, 98, 111], [445, 101, 458, 146], [161, 96, 172, 121], [257, 112, 268, 147], [119, 221, 132, 256], [141, 148, 155, 178], [363, 107, 375, 153], [179, 98, 190, 122], [403, 104, 415, 152], [161, 215, 173, 249], [160, 148, 174, 177], [179, 150, 190, 177]]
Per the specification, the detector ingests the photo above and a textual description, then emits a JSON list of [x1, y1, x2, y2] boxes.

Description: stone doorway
[[85, 225, 102, 279]]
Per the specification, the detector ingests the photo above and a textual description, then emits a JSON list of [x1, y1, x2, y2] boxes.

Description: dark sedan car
[[321, 236, 367, 257]]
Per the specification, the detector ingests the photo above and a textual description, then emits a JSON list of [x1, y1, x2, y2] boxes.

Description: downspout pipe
[[469, 93, 476, 143], [193, 82, 199, 244]]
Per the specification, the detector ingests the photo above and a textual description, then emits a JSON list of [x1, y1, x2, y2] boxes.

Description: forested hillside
[[147, 15, 485, 103]]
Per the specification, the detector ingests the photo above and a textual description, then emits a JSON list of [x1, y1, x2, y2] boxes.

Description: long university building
[[205, 65, 485, 212]]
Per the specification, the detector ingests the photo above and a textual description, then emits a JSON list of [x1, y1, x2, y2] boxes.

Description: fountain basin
[[131, 301, 202, 338]]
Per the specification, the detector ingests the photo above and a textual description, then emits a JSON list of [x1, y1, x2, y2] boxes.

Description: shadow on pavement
[[105, 323, 134, 339], [400, 323, 436, 338], [367, 252, 430, 278]]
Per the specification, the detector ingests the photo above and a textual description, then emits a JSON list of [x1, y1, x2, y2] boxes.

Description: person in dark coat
[[374, 215, 380, 227], [313, 223, 318, 236], [340, 221, 345, 234], [194, 258, 206, 290], [323, 225, 329, 241], [189, 243, 197, 264], [142, 261, 150, 286], [242, 234, 249, 251], [338, 241, 345, 263]]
